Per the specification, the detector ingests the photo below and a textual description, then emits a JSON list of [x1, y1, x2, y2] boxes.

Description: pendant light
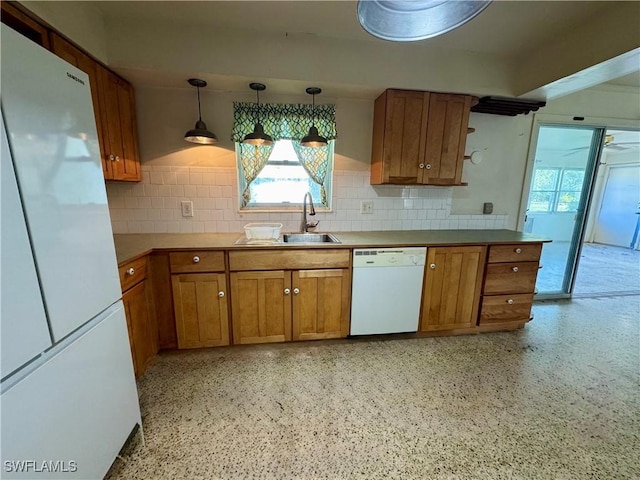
[[301, 87, 328, 148], [243, 83, 273, 146], [184, 78, 218, 144], [357, 0, 492, 42]]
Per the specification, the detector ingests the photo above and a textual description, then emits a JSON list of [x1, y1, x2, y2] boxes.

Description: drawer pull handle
[[126, 268, 135, 276], [430, 263, 436, 270], [284, 288, 290, 295], [218, 291, 225, 298], [539, 264, 543, 269], [515, 248, 522, 254], [507, 298, 514, 305], [293, 288, 300, 295], [512, 266, 519, 272], [193, 256, 200, 263]]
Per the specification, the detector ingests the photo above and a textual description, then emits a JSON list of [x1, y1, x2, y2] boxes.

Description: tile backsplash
[[106, 165, 507, 234]]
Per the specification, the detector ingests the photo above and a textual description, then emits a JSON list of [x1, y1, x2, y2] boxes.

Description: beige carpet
[[107, 295, 640, 479]]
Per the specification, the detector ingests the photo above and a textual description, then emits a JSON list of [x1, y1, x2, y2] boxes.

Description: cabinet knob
[[218, 291, 225, 298], [512, 266, 519, 272], [108, 154, 115, 161], [284, 288, 291, 295], [293, 288, 300, 295], [114, 156, 120, 162], [193, 256, 200, 263], [419, 163, 425, 169], [425, 164, 432, 170], [126, 267, 135, 276], [515, 248, 522, 254], [507, 298, 514, 305], [430, 263, 436, 270]]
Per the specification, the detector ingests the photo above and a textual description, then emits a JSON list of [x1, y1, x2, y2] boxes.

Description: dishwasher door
[[350, 248, 426, 335]]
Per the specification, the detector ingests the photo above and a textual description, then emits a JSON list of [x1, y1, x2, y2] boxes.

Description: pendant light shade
[[243, 83, 273, 146], [184, 78, 217, 145], [301, 87, 328, 148], [357, 0, 492, 42]]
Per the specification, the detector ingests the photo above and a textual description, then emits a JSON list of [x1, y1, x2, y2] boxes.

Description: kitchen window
[[528, 167, 585, 213], [232, 102, 336, 211]]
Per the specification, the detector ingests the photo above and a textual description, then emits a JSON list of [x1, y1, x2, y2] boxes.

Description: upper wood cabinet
[[420, 246, 485, 332], [370, 89, 475, 186], [96, 65, 141, 182]]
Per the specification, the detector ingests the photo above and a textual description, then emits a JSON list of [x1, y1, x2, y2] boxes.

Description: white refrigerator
[[1, 25, 141, 479]]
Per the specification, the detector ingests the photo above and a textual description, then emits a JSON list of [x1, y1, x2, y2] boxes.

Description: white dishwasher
[[350, 247, 427, 335]]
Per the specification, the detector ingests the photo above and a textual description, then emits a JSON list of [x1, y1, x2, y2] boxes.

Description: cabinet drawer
[[229, 249, 350, 271], [483, 262, 538, 295], [119, 256, 147, 292], [169, 251, 225, 273], [479, 293, 533, 324], [488, 243, 542, 263]]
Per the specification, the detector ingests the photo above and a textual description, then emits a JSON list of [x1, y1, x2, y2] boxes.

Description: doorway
[[522, 124, 604, 297]]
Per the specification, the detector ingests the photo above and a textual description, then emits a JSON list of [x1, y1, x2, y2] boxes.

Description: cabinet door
[[122, 280, 157, 376], [230, 271, 292, 344], [97, 65, 141, 181], [371, 89, 429, 185], [292, 269, 350, 341], [422, 93, 472, 186], [420, 246, 485, 331], [50, 33, 111, 179], [172, 273, 230, 348]]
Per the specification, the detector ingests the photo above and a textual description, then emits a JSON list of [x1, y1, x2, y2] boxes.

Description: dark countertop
[[114, 230, 549, 265]]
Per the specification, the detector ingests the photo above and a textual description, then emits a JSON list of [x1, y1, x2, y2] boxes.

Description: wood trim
[[229, 249, 350, 271], [370, 90, 387, 185]]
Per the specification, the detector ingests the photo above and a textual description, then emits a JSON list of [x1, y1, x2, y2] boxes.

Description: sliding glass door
[[523, 125, 604, 297]]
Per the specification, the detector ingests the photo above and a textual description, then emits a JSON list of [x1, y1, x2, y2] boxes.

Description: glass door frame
[[518, 113, 640, 300]]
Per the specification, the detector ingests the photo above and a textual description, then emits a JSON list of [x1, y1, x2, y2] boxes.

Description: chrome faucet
[[301, 192, 319, 233]]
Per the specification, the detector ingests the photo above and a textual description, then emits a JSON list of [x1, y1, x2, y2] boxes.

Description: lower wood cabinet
[[478, 243, 542, 327], [172, 273, 230, 348], [292, 269, 350, 341], [229, 268, 350, 345], [122, 278, 157, 377], [420, 246, 485, 332]]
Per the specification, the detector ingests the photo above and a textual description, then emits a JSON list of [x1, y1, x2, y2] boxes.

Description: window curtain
[[232, 102, 336, 206]]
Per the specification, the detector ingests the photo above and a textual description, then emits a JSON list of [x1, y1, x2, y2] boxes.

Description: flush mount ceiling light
[[301, 87, 328, 148], [243, 83, 273, 146], [357, 0, 492, 42], [184, 78, 218, 145]]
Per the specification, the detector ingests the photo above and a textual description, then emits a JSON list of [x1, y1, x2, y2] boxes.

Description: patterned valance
[[231, 102, 337, 143]]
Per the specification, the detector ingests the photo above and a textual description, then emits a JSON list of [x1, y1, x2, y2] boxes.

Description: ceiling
[[85, 1, 639, 97], [93, 1, 612, 59]]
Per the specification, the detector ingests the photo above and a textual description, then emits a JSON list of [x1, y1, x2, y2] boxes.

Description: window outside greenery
[[528, 167, 585, 213]]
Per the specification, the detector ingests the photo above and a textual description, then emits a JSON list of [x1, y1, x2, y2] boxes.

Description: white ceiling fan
[[562, 133, 640, 156]]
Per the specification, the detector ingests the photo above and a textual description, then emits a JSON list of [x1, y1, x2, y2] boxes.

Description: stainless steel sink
[[282, 233, 340, 244]]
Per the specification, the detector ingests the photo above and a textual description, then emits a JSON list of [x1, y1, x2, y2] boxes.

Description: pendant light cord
[[256, 89, 261, 124], [196, 86, 202, 122], [312, 92, 316, 128]]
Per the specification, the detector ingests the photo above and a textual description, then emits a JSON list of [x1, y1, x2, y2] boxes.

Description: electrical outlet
[[360, 200, 374, 214], [181, 200, 194, 217]]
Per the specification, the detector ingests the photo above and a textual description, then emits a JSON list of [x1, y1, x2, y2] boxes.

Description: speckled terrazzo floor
[[106, 296, 640, 480]]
